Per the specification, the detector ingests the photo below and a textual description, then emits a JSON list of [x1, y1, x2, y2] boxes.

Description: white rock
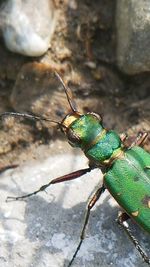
[[0, 0, 57, 56]]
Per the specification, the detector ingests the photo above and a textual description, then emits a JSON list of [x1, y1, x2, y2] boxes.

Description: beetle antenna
[[55, 71, 77, 113], [0, 112, 61, 126]]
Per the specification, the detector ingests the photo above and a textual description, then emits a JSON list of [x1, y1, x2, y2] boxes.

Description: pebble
[[0, 0, 57, 56], [116, 0, 150, 74]]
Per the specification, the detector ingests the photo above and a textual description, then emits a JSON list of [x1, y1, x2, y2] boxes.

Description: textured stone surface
[[0, 140, 149, 267], [0, 0, 57, 56], [116, 0, 150, 74]]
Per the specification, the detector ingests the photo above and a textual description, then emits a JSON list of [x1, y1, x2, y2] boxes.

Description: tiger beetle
[[1, 72, 150, 266]]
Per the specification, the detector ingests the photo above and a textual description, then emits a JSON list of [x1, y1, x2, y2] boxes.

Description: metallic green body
[[69, 114, 150, 233], [105, 146, 150, 232], [70, 114, 121, 162]]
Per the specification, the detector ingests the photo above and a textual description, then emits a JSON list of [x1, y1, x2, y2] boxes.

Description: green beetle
[[1, 72, 150, 266]]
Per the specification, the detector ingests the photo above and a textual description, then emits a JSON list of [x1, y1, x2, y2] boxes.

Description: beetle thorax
[[62, 113, 123, 166]]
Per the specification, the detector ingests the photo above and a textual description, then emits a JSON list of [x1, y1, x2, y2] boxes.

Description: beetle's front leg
[[6, 167, 92, 201], [117, 212, 150, 265]]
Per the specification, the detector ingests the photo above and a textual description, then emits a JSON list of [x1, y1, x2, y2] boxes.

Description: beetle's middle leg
[[117, 212, 150, 265], [67, 184, 105, 267]]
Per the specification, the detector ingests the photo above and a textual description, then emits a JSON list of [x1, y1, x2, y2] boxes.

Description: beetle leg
[[117, 212, 150, 265], [6, 167, 92, 201], [67, 184, 105, 267], [129, 132, 148, 148], [0, 164, 18, 174], [120, 133, 128, 143]]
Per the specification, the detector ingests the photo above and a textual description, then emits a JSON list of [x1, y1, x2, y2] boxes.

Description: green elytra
[[1, 72, 150, 266]]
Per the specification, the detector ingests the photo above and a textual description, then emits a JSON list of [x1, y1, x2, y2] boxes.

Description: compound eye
[[67, 128, 81, 146]]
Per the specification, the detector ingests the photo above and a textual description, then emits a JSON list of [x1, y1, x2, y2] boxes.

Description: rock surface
[[116, 0, 150, 74]]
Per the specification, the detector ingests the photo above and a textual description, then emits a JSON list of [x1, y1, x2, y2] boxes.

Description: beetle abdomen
[[105, 146, 150, 232]]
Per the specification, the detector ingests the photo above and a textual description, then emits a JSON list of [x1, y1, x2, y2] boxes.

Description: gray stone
[[116, 0, 150, 74], [0, 140, 149, 267], [0, 0, 57, 56]]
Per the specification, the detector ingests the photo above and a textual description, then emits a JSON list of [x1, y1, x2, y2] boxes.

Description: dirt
[[0, 0, 149, 167]]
